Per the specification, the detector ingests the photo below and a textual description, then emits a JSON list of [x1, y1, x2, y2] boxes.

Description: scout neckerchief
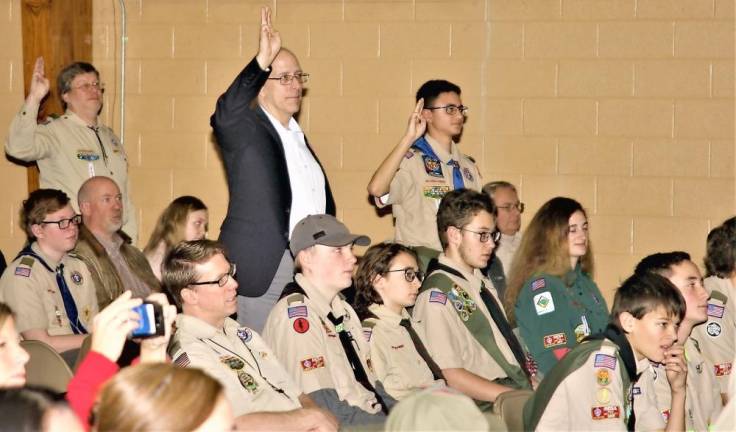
[[280, 282, 388, 414], [411, 136, 464, 190], [15, 246, 87, 334], [398, 318, 446, 382], [423, 259, 531, 389]]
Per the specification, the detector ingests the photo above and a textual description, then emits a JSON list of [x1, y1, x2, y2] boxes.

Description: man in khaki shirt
[[0, 189, 97, 360], [163, 239, 337, 432], [367, 80, 482, 252], [263, 214, 394, 426], [413, 189, 532, 405], [5, 57, 137, 240]]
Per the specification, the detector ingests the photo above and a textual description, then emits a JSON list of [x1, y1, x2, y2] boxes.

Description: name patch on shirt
[[14, 267, 31, 277], [76, 150, 100, 161], [533, 292, 555, 315], [707, 303, 725, 318], [429, 291, 448, 305], [301, 356, 325, 372], [288, 305, 308, 319], [423, 185, 451, 200], [594, 354, 617, 370], [543, 332, 567, 349], [591, 405, 620, 420]]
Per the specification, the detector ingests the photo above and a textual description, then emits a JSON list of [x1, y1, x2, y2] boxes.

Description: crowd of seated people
[[1, 6, 734, 432]]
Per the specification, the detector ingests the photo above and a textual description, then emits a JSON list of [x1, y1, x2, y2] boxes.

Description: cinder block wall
[[3, 0, 734, 302]]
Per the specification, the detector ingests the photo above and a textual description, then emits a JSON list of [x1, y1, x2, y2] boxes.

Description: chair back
[[493, 389, 534, 432], [73, 334, 93, 372], [21, 340, 73, 393]]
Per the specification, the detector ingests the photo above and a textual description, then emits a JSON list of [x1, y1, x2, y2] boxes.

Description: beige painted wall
[[2, 0, 734, 302]]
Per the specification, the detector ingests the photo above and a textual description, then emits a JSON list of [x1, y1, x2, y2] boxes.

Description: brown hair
[[95, 363, 223, 431], [504, 197, 594, 324], [610, 272, 686, 331], [704, 217, 736, 278], [353, 243, 418, 320], [20, 189, 71, 242], [0, 302, 14, 331], [57, 62, 99, 110], [161, 239, 227, 308], [143, 196, 208, 257], [436, 189, 496, 250]]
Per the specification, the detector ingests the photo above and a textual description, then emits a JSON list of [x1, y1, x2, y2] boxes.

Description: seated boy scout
[[263, 214, 396, 426], [635, 252, 723, 430], [367, 80, 483, 252], [0, 189, 98, 361], [164, 240, 337, 432], [524, 272, 688, 431], [412, 189, 533, 408]]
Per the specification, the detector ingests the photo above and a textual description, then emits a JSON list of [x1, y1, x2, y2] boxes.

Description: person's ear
[[30, 223, 45, 240], [180, 287, 197, 305], [447, 226, 462, 248], [619, 311, 636, 333]]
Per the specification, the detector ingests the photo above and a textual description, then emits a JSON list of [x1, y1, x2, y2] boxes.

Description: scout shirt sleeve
[[0, 264, 49, 333], [633, 365, 668, 431], [380, 154, 416, 207], [412, 288, 466, 370], [262, 301, 337, 395], [515, 275, 576, 376], [6, 103, 55, 161]]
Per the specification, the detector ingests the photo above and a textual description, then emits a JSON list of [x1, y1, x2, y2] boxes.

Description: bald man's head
[[78, 176, 124, 236]]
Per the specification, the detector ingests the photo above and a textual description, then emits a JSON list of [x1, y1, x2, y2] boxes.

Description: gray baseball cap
[[289, 214, 371, 256]]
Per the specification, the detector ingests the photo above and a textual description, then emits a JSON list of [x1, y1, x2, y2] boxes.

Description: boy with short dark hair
[[524, 272, 687, 431]]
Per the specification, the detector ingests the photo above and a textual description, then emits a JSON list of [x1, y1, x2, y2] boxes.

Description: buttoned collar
[[260, 105, 302, 136], [295, 273, 348, 318], [423, 134, 459, 163], [368, 303, 409, 326], [438, 253, 486, 288]]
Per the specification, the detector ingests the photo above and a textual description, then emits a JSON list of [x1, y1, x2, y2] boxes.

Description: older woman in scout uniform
[[505, 197, 609, 377], [0, 189, 98, 361], [353, 243, 445, 401]]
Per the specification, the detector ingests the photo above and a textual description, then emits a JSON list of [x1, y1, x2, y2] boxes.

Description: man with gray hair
[[481, 181, 524, 302]]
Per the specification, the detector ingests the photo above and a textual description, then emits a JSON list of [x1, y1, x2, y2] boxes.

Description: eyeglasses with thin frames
[[385, 268, 424, 283], [460, 228, 501, 244], [496, 202, 525, 214], [266, 73, 310, 85], [40, 215, 82, 230], [72, 81, 105, 92], [424, 104, 469, 116], [190, 263, 237, 287]]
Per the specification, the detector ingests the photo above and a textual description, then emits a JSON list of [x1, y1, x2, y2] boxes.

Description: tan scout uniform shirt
[[412, 254, 519, 381], [536, 340, 658, 431], [262, 274, 382, 414], [362, 304, 443, 400], [6, 104, 137, 239], [648, 338, 722, 431], [0, 243, 98, 335], [691, 276, 735, 397], [378, 135, 482, 251], [170, 315, 302, 417]]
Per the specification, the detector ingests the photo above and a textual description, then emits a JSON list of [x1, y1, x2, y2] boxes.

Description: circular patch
[[237, 328, 252, 343], [70, 271, 83, 285], [707, 322, 722, 337], [293, 317, 310, 334], [596, 369, 610, 386], [596, 388, 611, 404]]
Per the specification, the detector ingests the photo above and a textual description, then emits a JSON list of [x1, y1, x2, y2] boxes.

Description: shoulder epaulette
[[286, 292, 306, 305], [361, 318, 377, 329], [19, 256, 35, 267], [710, 290, 728, 305]]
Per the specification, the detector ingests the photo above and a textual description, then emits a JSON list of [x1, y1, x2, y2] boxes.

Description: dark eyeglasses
[[40, 215, 82, 229], [496, 202, 525, 214], [190, 263, 237, 287], [424, 104, 469, 116], [385, 268, 424, 283], [460, 228, 501, 244], [266, 72, 310, 85]]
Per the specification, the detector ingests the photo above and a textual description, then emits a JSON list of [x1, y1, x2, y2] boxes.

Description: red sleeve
[[66, 351, 120, 430]]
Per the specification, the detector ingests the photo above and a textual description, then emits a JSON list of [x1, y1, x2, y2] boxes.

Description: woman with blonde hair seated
[[144, 196, 208, 280], [94, 363, 234, 431]]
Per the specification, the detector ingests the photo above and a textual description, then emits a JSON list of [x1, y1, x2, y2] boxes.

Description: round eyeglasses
[[460, 228, 501, 244], [385, 268, 424, 283]]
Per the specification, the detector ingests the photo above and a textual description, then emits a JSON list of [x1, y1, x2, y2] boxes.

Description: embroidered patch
[[404, 150, 415, 159], [462, 167, 474, 182], [293, 317, 310, 334], [19, 257, 34, 267], [543, 332, 567, 349], [591, 405, 620, 420], [288, 305, 308, 319], [531, 278, 546, 291], [660, 410, 670, 422], [553, 347, 571, 360], [596, 369, 611, 386], [714, 362, 732, 376], [706, 322, 722, 337], [533, 292, 555, 315], [363, 329, 372, 342], [707, 303, 725, 319], [423, 185, 451, 200], [70, 271, 83, 285], [301, 356, 325, 372], [14, 267, 31, 278], [632, 386, 641, 395], [594, 354, 617, 370], [574, 323, 588, 343], [525, 353, 539, 376], [596, 388, 611, 404], [429, 291, 448, 305], [76, 150, 100, 161], [422, 156, 444, 178], [174, 353, 190, 367], [237, 328, 253, 343]]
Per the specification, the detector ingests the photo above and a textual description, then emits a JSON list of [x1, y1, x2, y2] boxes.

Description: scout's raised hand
[[255, 6, 282, 70], [27, 56, 50, 105], [404, 98, 427, 144]]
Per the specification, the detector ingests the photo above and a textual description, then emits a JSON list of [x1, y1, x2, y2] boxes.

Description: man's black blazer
[[210, 57, 335, 298]]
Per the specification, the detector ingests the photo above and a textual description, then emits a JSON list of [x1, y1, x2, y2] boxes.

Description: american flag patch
[[288, 305, 308, 319], [531, 278, 546, 291], [14, 267, 31, 278], [707, 303, 725, 319], [429, 291, 448, 305], [594, 353, 617, 370], [174, 353, 190, 367]]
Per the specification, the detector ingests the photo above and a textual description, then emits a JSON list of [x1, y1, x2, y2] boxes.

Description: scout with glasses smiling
[[353, 243, 446, 401], [368, 80, 483, 253], [0, 189, 98, 359], [413, 189, 533, 408]]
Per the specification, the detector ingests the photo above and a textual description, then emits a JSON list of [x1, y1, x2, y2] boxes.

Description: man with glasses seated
[[367, 80, 483, 256], [6, 57, 138, 241], [0, 189, 98, 362], [481, 181, 525, 302], [165, 239, 338, 432], [412, 190, 533, 410]]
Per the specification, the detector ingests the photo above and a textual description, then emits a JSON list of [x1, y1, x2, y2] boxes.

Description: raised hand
[[139, 292, 178, 363], [255, 6, 282, 70], [90, 291, 142, 362], [27, 56, 50, 105], [663, 345, 688, 394], [404, 98, 427, 143]]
